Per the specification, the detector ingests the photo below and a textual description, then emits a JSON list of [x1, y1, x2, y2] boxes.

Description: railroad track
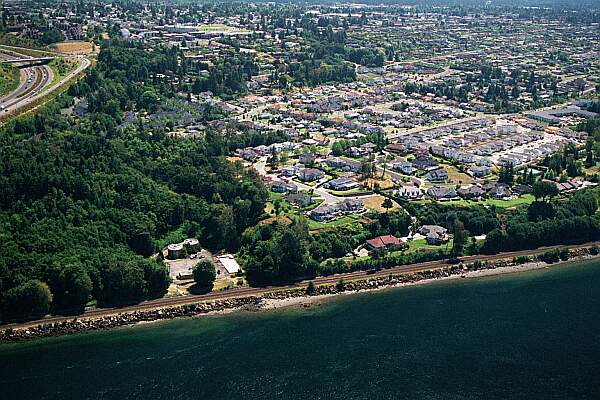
[[5, 241, 598, 330]]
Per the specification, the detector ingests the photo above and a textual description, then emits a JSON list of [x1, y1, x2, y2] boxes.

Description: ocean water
[[1, 261, 600, 400]]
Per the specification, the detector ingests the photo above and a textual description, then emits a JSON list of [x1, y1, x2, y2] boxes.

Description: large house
[[323, 157, 362, 172], [419, 225, 449, 245], [286, 193, 312, 207], [457, 185, 485, 200], [298, 168, 325, 182], [310, 199, 364, 222], [468, 165, 491, 178], [326, 177, 360, 191], [427, 187, 458, 201], [397, 185, 422, 200], [425, 168, 449, 182], [366, 235, 404, 251], [270, 181, 298, 194], [393, 161, 417, 175]]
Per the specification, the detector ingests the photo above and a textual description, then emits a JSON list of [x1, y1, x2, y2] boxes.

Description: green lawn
[[0, 62, 19, 97], [415, 194, 535, 208], [47, 57, 78, 88], [306, 214, 362, 230], [327, 188, 371, 196], [403, 238, 452, 254]]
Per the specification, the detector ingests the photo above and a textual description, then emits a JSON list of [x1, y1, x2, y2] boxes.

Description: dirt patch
[[362, 195, 400, 212], [53, 41, 94, 54]]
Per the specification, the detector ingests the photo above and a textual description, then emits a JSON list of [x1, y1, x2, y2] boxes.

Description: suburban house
[[310, 199, 364, 222], [298, 152, 317, 165], [270, 181, 298, 194], [385, 143, 406, 154], [468, 165, 491, 178], [425, 168, 449, 182], [393, 161, 417, 175], [419, 225, 449, 245], [326, 177, 360, 191], [298, 168, 325, 182], [323, 157, 362, 172], [397, 185, 422, 200], [281, 166, 298, 177], [485, 183, 512, 199], [457, 185, 485, 200], [412, 156, 438, 171], [426, 187, 458, 201], [365, 235, 404, 251], [286, 193, 312, 207]]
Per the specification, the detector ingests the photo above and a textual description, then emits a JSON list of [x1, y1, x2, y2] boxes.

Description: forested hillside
[[0, 41, 268, 321]]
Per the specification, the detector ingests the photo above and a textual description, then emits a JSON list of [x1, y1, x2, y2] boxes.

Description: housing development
[[0, 0, 600, 326]]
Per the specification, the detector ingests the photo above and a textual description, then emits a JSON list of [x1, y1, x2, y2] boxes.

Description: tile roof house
[[366, 235, 404, 250]]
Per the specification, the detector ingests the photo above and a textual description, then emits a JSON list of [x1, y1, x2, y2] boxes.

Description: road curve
[[4, 240, 598, 330], [0, 52, 90, 118]]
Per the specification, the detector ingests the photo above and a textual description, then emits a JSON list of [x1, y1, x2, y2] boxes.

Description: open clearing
[[53, 41, 95, 54]]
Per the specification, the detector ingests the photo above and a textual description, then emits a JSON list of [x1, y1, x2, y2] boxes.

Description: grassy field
[[0, 62, 19, 97], [47, 57, 79, 88], [306, 214, 362, 231], [362, 195, 401, 212], [415, 194, 535, 208], [404, 238, 452, 254]]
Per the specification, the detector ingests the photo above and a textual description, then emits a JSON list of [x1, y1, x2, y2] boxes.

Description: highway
[[0, 50, 90, 118]]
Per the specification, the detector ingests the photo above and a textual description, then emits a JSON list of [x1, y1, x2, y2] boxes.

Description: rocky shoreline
[[1, 246, 597, 343]]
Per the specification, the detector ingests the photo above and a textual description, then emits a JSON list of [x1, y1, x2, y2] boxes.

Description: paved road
[[0, 51, 90, 118], [4, 241, 598, 331]]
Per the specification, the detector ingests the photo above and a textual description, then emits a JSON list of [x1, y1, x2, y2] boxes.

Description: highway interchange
[[0, 49, 90, 117]]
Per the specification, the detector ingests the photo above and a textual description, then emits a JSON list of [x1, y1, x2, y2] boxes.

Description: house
[[385, 143, 406, 154], [281, 166, 298, 177], [412, 156, 438, 171], [468, 165, 491, 178], [457, 185, 485, 200], [299, 152, 317, 165], [298, 168, 325, 182], [326, 177, 360, 191], [393, 161, 417, 175], [286, 193, 312, 207], [555, 180, 582, 192], [310, 199, 364, 222], [323, 157, 362, 172], [270, 181, 298, 194], [425, 168, 449, 182], [366, 235, 404, 251], [486, 183, 512, 199], [397, 185, 422, 200], [419, 225, 449, 245], [427, 187, 458, 201], [513, 184, 533, 195]]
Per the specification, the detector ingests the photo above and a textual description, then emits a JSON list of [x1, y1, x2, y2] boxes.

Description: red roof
[[366, 235, 401, 249]]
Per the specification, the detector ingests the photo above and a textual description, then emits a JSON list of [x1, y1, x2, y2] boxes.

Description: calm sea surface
[[1, 261, 600, 400]]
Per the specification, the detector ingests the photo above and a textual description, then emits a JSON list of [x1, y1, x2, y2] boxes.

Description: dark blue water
[[1, 261, 600, 400]]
